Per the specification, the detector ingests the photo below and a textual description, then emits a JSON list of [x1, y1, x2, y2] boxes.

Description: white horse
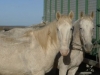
[[0, 11, 74, 75], [57, 12, 94, 75]]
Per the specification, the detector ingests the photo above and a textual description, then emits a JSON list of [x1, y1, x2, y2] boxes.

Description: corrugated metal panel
[[46, 0, 50, 22], [63, 0, 68, 15], [88, 0, 97, 38], [57, 0, 61, 13], [78, 0, 85, 18], [51, 0, 56, 21], [43, 0, 46, 21], [70, 0, 76, 22]]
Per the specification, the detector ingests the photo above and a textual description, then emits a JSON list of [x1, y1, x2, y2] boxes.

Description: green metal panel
[[96, 0, 100, 40], [51, 0, 55, 21], [61, 0, 63, 14], [57, 0, 61, 13], [44, 0, 47, 21], [68, 0, 70, 14], [96, 0, 100, 50], [63, 0, 68, 15], [76, 0, 78, 20], [85, 0, 88, 14], [49, 0, 52, 22], [55, 0, 57, 14], [46, 0, 50, 22]]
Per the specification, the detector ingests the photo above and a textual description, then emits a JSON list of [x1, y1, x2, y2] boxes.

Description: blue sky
[[0, 0, 43, 26]]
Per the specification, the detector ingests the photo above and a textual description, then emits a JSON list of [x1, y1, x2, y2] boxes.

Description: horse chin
[[85, 50, 91, 53], [83, 43, 93, 53], [84, 48, 92, 53]]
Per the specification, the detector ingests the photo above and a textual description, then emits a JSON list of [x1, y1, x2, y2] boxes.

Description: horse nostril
[[84, 44, 86, 47], [90, 44, 93, 48]]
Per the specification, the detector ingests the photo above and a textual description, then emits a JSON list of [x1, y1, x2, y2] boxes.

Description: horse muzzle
[[60, 50, 69, 56], [84, 43, 93, 53]]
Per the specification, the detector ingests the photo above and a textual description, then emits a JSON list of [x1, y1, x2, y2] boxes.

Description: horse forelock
[[58, 15, 72, 25], [80, 15, 93, 21], [73, 16, 93, 29], [32, 21, 58, 50]]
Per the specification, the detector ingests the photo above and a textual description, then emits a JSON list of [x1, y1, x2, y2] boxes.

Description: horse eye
[[70, 26, 74, 30], [57, 28, 59, 31], [70, 27, 73, 31], [93, 28, 94, 29]]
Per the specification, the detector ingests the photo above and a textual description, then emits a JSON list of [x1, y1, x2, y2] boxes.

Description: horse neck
[[33, 21, 59, 50], [72, 20, 82, 49]]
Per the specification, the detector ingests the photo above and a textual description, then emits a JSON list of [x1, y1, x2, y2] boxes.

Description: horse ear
[[68, 11, 74, 20], [90, 11, 94, 20], [56, 11, 61, 20], [80, 11, 84, 18]]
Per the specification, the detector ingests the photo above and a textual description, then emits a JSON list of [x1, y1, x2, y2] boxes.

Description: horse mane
[[32, 21, 58, 50], [0, 35, 15, 42], [73, 19, 80, 34]]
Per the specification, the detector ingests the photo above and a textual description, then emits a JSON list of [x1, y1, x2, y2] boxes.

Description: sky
[[0, 0, 43, 26]]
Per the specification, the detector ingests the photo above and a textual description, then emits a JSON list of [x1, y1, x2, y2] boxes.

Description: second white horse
[[58, 12, 94, 75]]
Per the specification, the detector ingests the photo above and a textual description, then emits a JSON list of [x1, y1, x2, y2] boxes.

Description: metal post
[[76, 0, 78, 20], [85, 0, 88, 14], [49, 0, 52, 22], [61, 0, 63, 14], [68, 0, 70, 14]]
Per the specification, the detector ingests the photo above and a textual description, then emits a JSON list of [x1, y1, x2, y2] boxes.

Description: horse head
[[56, 11, 74, 56], [79, 12, 94, 53]]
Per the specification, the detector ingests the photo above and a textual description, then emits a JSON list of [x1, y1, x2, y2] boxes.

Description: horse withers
[[58, 12, 94, 75], [0, 11, 74, 75]]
